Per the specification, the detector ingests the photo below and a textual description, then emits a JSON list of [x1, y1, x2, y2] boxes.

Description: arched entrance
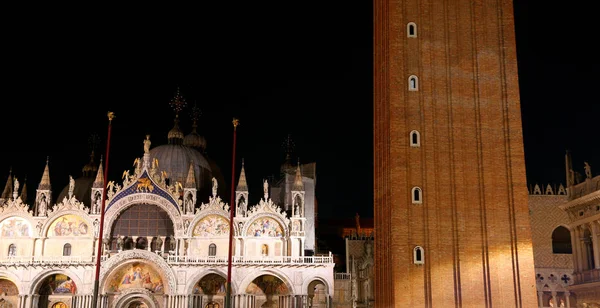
[[245, 275, 290, 308], [36, 274, 77, 308], [0, 278, 18, 308], [307, 280, 328, 308], [190, 273, 226, 308]]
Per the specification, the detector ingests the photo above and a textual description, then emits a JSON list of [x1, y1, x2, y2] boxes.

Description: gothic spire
[[184, 161, 196, 188], [236, 158, 248, 192], [1, 168, 13, 199], [38, 157, 51, 190], [19, 176, 27, 203], [93, 156, 104, 188], [293, 159, 304, 191]]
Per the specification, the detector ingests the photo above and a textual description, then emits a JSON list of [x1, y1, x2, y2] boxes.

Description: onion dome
[[183, 120, 206, 150], [81, 151, 98, 177], [56, 152, 98, 206], [167, 115, 185, 143]]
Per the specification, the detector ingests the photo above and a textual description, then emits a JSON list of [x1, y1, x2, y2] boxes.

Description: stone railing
[[167, 254, 334, 265], [0, 255, 106, 266], [574, 268, 600, 284], [335, 272, 352, 280]]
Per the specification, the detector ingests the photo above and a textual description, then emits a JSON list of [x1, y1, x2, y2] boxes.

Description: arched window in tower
[[410, 130, 421, 147], [407, 22, 417, 38], [209, 243, 217, 256], [412, 187, 422, 204], [409, 75, 419, 91], [414, 246, 424, 264], [7, 244, 16, 257], [63, 243, 72, 256], [551, 226, 572, 254]]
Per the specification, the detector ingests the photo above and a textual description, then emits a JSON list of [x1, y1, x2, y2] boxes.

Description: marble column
[[565, 291, 571, 308], [147, 236, 153, 251], [551, 291, 558, 308], [591, 221, 600, 269], [570, 227, 580, 272], [576, 226, 586, 271]]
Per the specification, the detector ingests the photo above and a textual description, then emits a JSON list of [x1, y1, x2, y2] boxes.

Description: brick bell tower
[[373, 0, 537, 307]]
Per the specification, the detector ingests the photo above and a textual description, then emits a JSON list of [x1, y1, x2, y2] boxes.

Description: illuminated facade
[[373, 0, 537, 306], [0, 100, 334, 308]]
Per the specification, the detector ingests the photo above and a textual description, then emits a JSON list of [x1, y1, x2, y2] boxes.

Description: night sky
[[0, 2, 597, 220]]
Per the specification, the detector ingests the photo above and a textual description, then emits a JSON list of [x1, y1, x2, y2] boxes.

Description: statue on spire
[[144, 135, 151, 154]]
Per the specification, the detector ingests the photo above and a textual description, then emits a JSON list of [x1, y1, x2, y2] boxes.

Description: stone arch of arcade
[[238, 269, 294, 295], [185, 269, 233, 295], [29, 269, 83, 295]]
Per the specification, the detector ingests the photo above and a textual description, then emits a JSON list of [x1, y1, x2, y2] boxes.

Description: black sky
[[0, 2, 597, 220]]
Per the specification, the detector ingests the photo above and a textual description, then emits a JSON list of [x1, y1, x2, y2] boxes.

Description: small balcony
[[574, 268, 600, 284]]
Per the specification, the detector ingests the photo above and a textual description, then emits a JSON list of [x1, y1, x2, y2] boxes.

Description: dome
[[56, 176, 95, 207], [149, 144, 213, 197], [183, 131, 206, 150], [167, 115, 185, 141]]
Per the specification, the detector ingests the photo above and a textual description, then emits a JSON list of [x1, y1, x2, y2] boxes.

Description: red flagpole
[[92, 111, 115, 308], [225, 118, 239, 308]]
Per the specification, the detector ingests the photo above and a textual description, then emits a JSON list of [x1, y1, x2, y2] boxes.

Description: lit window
[[209, 243, 217, 256], [63, 243, 72, 256], [412, 187, 422, 204], [414, 246, 424, 264], [551, 226, 572, 254], [409, 75, 419, 91], [8, 244, 16, 256], [407, 22, 417, 38], [410, 130, 420, 147]]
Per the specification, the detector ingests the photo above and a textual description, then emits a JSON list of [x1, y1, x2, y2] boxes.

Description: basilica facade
[[0, 104, 334, 308]]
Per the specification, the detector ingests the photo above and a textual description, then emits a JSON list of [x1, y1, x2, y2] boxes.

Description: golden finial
[[232, 118, 240, 129], [107, 111, 115, 121]]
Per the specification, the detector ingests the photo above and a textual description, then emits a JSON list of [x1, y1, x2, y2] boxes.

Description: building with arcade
[[0, 96, 334, 308]]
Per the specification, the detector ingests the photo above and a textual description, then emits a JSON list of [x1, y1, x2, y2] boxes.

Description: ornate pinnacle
[[169, 87, 187, 115], [190, 102, 201, 123]]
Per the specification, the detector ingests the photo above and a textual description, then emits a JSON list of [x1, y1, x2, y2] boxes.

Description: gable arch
[[238, 269, 295, 295], [104, 192, 183, 238], [185, 269, 233, 294], [43, 211, 94, 238], [29, 269, 84, 295], [0, 214, 34, 238], [188, 213, 230, 238], [244, 214, 288, 237]]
